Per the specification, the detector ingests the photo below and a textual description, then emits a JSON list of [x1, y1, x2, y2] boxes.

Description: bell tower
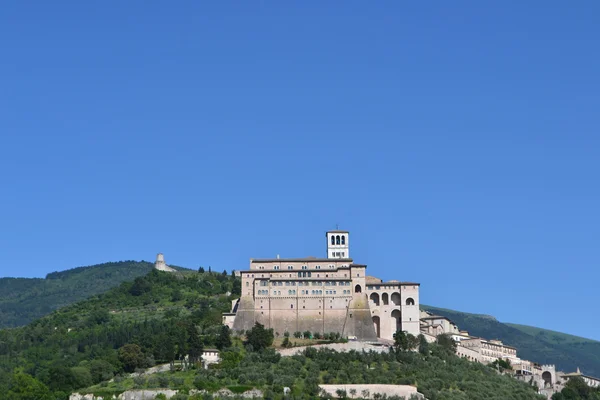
[[326, 230, 350, 259]]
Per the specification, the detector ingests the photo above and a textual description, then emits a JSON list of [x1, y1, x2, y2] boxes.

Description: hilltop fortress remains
[[223, 230, 420, 341]]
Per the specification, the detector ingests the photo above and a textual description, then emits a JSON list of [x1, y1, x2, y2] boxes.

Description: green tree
[[393, 331, 419, 352], [436, 333, 457, 355], [171, 288, 183, 302], [119, 343, 146, 373], [7, 370, 53, 400], [187, 324, 204, 364], [129, 277, 151, 296], [216, 325, 232, 350], [89, 359, 115, 384], [245, 323, 274, 351], [418, 334, 429, 355]]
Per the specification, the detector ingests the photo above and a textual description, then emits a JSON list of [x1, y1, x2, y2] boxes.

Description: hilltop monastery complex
[[155, 229, 599, 399]]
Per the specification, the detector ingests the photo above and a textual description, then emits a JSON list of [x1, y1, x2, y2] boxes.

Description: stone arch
[[391, 292, 401, 306], [370, 292, 380, 306], [542, 371, 553, 387], [406, 297, 415, 306], [382, 293, 389, 305], [391, 309, 402, 332], [355, 284, 362, 293], [372, 316, 381, 338]]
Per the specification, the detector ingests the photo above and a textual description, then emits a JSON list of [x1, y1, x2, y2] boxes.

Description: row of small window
[[255, 280, 352, 287], [330, 252, 346, 258], [256, 289, 352, 296], [257, 265, 337, 270], [367, 285, 417, 290]]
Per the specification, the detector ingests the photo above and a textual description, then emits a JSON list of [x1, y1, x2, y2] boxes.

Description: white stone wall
[[319, 384, 423, 399]]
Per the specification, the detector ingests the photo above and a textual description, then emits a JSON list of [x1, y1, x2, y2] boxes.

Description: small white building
[[201, 349, 220, 368]]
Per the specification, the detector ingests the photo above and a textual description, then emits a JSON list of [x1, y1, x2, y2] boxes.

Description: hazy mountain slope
[[0, 261, 154, 328], [422, 304, 600, 377], [506, 323, 597, 346]]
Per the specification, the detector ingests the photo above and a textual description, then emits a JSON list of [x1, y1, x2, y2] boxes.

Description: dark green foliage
[[418, 334, 429, 355], [245, 323, 274, 351], [119, 344, 147, 373], [215, 325, 232, 350], [5, 370, 53, 400], [423, 304, 600, 377], [0, 268, 240, 399], [187, 324, 204, 364], [187, 344, 543, 400], [552, 376, 600, 399], [0, 261, 155, 328], [436, 333, 458, 355], [393, 331, 419, 352], [490, 358, 513, 372]]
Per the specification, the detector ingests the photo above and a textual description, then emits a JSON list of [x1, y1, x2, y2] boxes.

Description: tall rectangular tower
[[327, 230, 350, 259]]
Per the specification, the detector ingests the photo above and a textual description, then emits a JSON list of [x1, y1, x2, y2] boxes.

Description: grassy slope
[[422, 304, 600, 377], [0, 261, 155, 328]]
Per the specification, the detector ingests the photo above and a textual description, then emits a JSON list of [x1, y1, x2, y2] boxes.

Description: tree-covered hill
[[422, 305, 600, 377], [0, 261, 155, 328], [0, 268, 239, 399], [0, 268, 543, 400]]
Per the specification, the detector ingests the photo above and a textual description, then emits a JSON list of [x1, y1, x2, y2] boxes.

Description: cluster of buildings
[[204, 229, 598, 399], [418, 309, 600, 398]]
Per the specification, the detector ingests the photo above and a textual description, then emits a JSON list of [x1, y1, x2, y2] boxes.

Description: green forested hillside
[[0, 268, 239, 399], [0, 268, 543, 400], [422, 305, 600, 377], [0, 261, 155, 328]]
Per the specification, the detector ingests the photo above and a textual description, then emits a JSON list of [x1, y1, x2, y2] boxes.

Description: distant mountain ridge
[[422, 304, 600, 377], [0, 261, 155, 328]]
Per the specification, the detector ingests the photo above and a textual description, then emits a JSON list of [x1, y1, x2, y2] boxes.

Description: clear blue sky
[[1, 2, 599, 339]]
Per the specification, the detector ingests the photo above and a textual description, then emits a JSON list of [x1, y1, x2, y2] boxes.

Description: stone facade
[[224, 230, 420, 340]]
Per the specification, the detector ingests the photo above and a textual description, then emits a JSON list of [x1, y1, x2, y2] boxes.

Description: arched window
[[336, 235, 340, 245], [372, 316, 381, 338], [354, 284, 362, 293], [341, 235, 346, 245], [331, 235, 335, 245], [291, 304, 294, 309], [308, 272, 312, 277], [391, 292, 401, 305], [406, 297, 415, 306], [382, 293, 389, 305], [391, 309, 402, 332], [369, 292, 380, 306]]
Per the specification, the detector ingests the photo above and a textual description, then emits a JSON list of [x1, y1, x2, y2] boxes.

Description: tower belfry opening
[[326, 229, 349, 259]]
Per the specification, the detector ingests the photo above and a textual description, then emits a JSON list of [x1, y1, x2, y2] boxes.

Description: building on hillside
[[459, 338, 518, 364], [558, 368, 600, 388], [223, 230, 420, 341], [201, 349, 220, 369], [154, 253, 176, 273]]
